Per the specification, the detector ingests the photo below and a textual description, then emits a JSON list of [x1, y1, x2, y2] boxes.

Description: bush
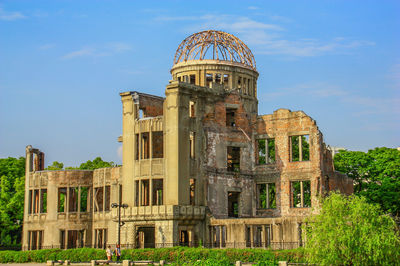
[[0, 247, 304, 264]]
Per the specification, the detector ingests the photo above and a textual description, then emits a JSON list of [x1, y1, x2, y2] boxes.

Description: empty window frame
[[60, 230, 65, 249], [189, 132, 195, 159], [94, 228, 107, 249], [58, 187, 67, 213], [227, 146, 240, 172], [152, 131, 163, 158], [80, 187, 89, 212], [237, 76, 242, 89], [257, 183, 276, 209], [228, 192, 240, 217], [27, 230, 43, 250], [40, 189, 47, 213], [258, 138, 275, 164], [215, 73, 221, 83], [152, 179, 163, 205], [135, 180, 139, 206], [94, 187, 104, 212], [291, 180, 311, 208], [141, 132, 150, 159], [189, 178, 195, 205], [105, 186, 110, 211], [68, 187, 78, 212], [189, 101, 196, 118], [290, 135, 310, 162], [206, 73, 213, 87], [135, 134, 139, 160], [226, 108, 236, 127], [223, 74, 229, 86], [189, 74, 196, 84], [141, 180, 150, 206]]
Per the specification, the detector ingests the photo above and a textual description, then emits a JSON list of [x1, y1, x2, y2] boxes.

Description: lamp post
[[111, 202, 128, 246]]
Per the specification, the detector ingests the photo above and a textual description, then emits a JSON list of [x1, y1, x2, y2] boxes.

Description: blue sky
[[0, 0, 399, 167]]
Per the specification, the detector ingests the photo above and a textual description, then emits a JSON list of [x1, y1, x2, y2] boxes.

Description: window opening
[[80, 187, 89, 212], [58, 187, 67, 213], [141, 132, 150, 159], [40, 189, 47, 213], [152, 179, 163, 205], [258, 138, 275, 164], [189, 179, 195, 205], [291, 180, 311, 208], [28, 230, 43, 250], [226, 108, 236, 127], [152, 131, 163, 158], [228, 192, 240, 217], [135, 180, 139, 206], [189, 101, 195, 118], [189, 74, 196, 84], [257, 183, 276, 209], [206, 73, 213, 87], [223, 74, 229, 85], [28, 190, 32, 214], [94, 187, 104, 212], [179, 230, 189, 246], [141, 180, 149, 206], [94, 229, 107, 249], [215, 73, 221, 83], [138, 109, 144, 119], [105, 185, 110, 211], [135, 134, 139, 160], [254, 226, 263, 247], [189, 132, 195, 159], [290, 135, 310, 162], [69, 187, 78, 212], [238, 76, 242, 89], [33, 189, 39, 214], [60, 230, 65, 249], [227, 146, 240, 172], [136, 227, 155, 248]]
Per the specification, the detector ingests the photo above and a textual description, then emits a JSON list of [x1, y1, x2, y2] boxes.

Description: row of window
[[257, 135, 310, 165]]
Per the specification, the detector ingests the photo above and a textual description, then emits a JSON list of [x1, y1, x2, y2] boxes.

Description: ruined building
[[23, 30, 353, 250]]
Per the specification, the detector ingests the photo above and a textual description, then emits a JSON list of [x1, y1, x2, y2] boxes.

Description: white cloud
[[156, 13, 374, 58], [0, 7, 26, 21], [39, 43, 55, 50], [248, 6, 260, 10], [61, 42, 131, 60]]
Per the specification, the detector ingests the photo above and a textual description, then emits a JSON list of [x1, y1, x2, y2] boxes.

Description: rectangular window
[[105, 185, 110, 211], [227, 146, 240, 172], [206, 73, 213, 87], [141, 180, 150, 206], [60, 230, 65, 249], [135, 180, 139, 206], [215, 73, 221, 83], [94, 187, 103, 212], [226, 108, 236, 127], [223, 74, 229, 84], [152, 131, 163, 158], [189, 74, 196, 84], [291, 180, 311, 208], [135, 134, 139, 160], [141, 132, 150, 159], [189, 179, 195, 205], [290, 135, 310, 162], [68, 187, 78, 212], [258, 138, 276, 164], [152, 179, 163, 205], [189, 101, 195, 117], [58, 187, 67, 213], [237, 76, 242, 89], [189, 132, 195, 159], [33, 189, 39, 214], [28, 190, 32, 214], [228, 192, 240, 217], [40, 189, 47, 213], [257, 183, 276, 209], [28, 230, 43, 250], [80, 187, 89, 212], [94, 229, 107, 249]]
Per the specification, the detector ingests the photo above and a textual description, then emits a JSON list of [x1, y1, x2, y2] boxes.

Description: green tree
[[0, 157, 25, 245], [305, 192, 400, 265], [334, 147, 400, 217], [45, 161, 64, 170], [78, 157, 115, 170]]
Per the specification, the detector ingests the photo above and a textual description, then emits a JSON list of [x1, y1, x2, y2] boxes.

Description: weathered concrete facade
[[23, 30, 352, 250]]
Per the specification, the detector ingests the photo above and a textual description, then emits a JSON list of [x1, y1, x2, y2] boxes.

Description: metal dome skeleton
[[173, 30, 256, 69]]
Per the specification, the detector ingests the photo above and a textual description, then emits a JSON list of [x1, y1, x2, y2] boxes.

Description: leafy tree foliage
[[77, 157, 115, 170], [45, 161, 64, 170], [334, 147, 400, 217], [305, 192, 400, 265], [0, 157, 25, 245]]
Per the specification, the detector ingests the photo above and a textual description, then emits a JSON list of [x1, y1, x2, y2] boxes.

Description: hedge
[[0, 247, 305, 264]]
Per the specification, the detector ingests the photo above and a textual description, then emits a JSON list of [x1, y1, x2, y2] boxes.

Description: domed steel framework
[[174, 30, 256, 69]]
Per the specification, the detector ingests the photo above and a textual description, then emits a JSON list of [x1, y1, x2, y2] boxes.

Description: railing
[[13, 241, 303, 251]]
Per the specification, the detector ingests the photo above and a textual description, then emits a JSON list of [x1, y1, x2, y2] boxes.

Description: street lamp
[[111, 202, 128, 246]]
